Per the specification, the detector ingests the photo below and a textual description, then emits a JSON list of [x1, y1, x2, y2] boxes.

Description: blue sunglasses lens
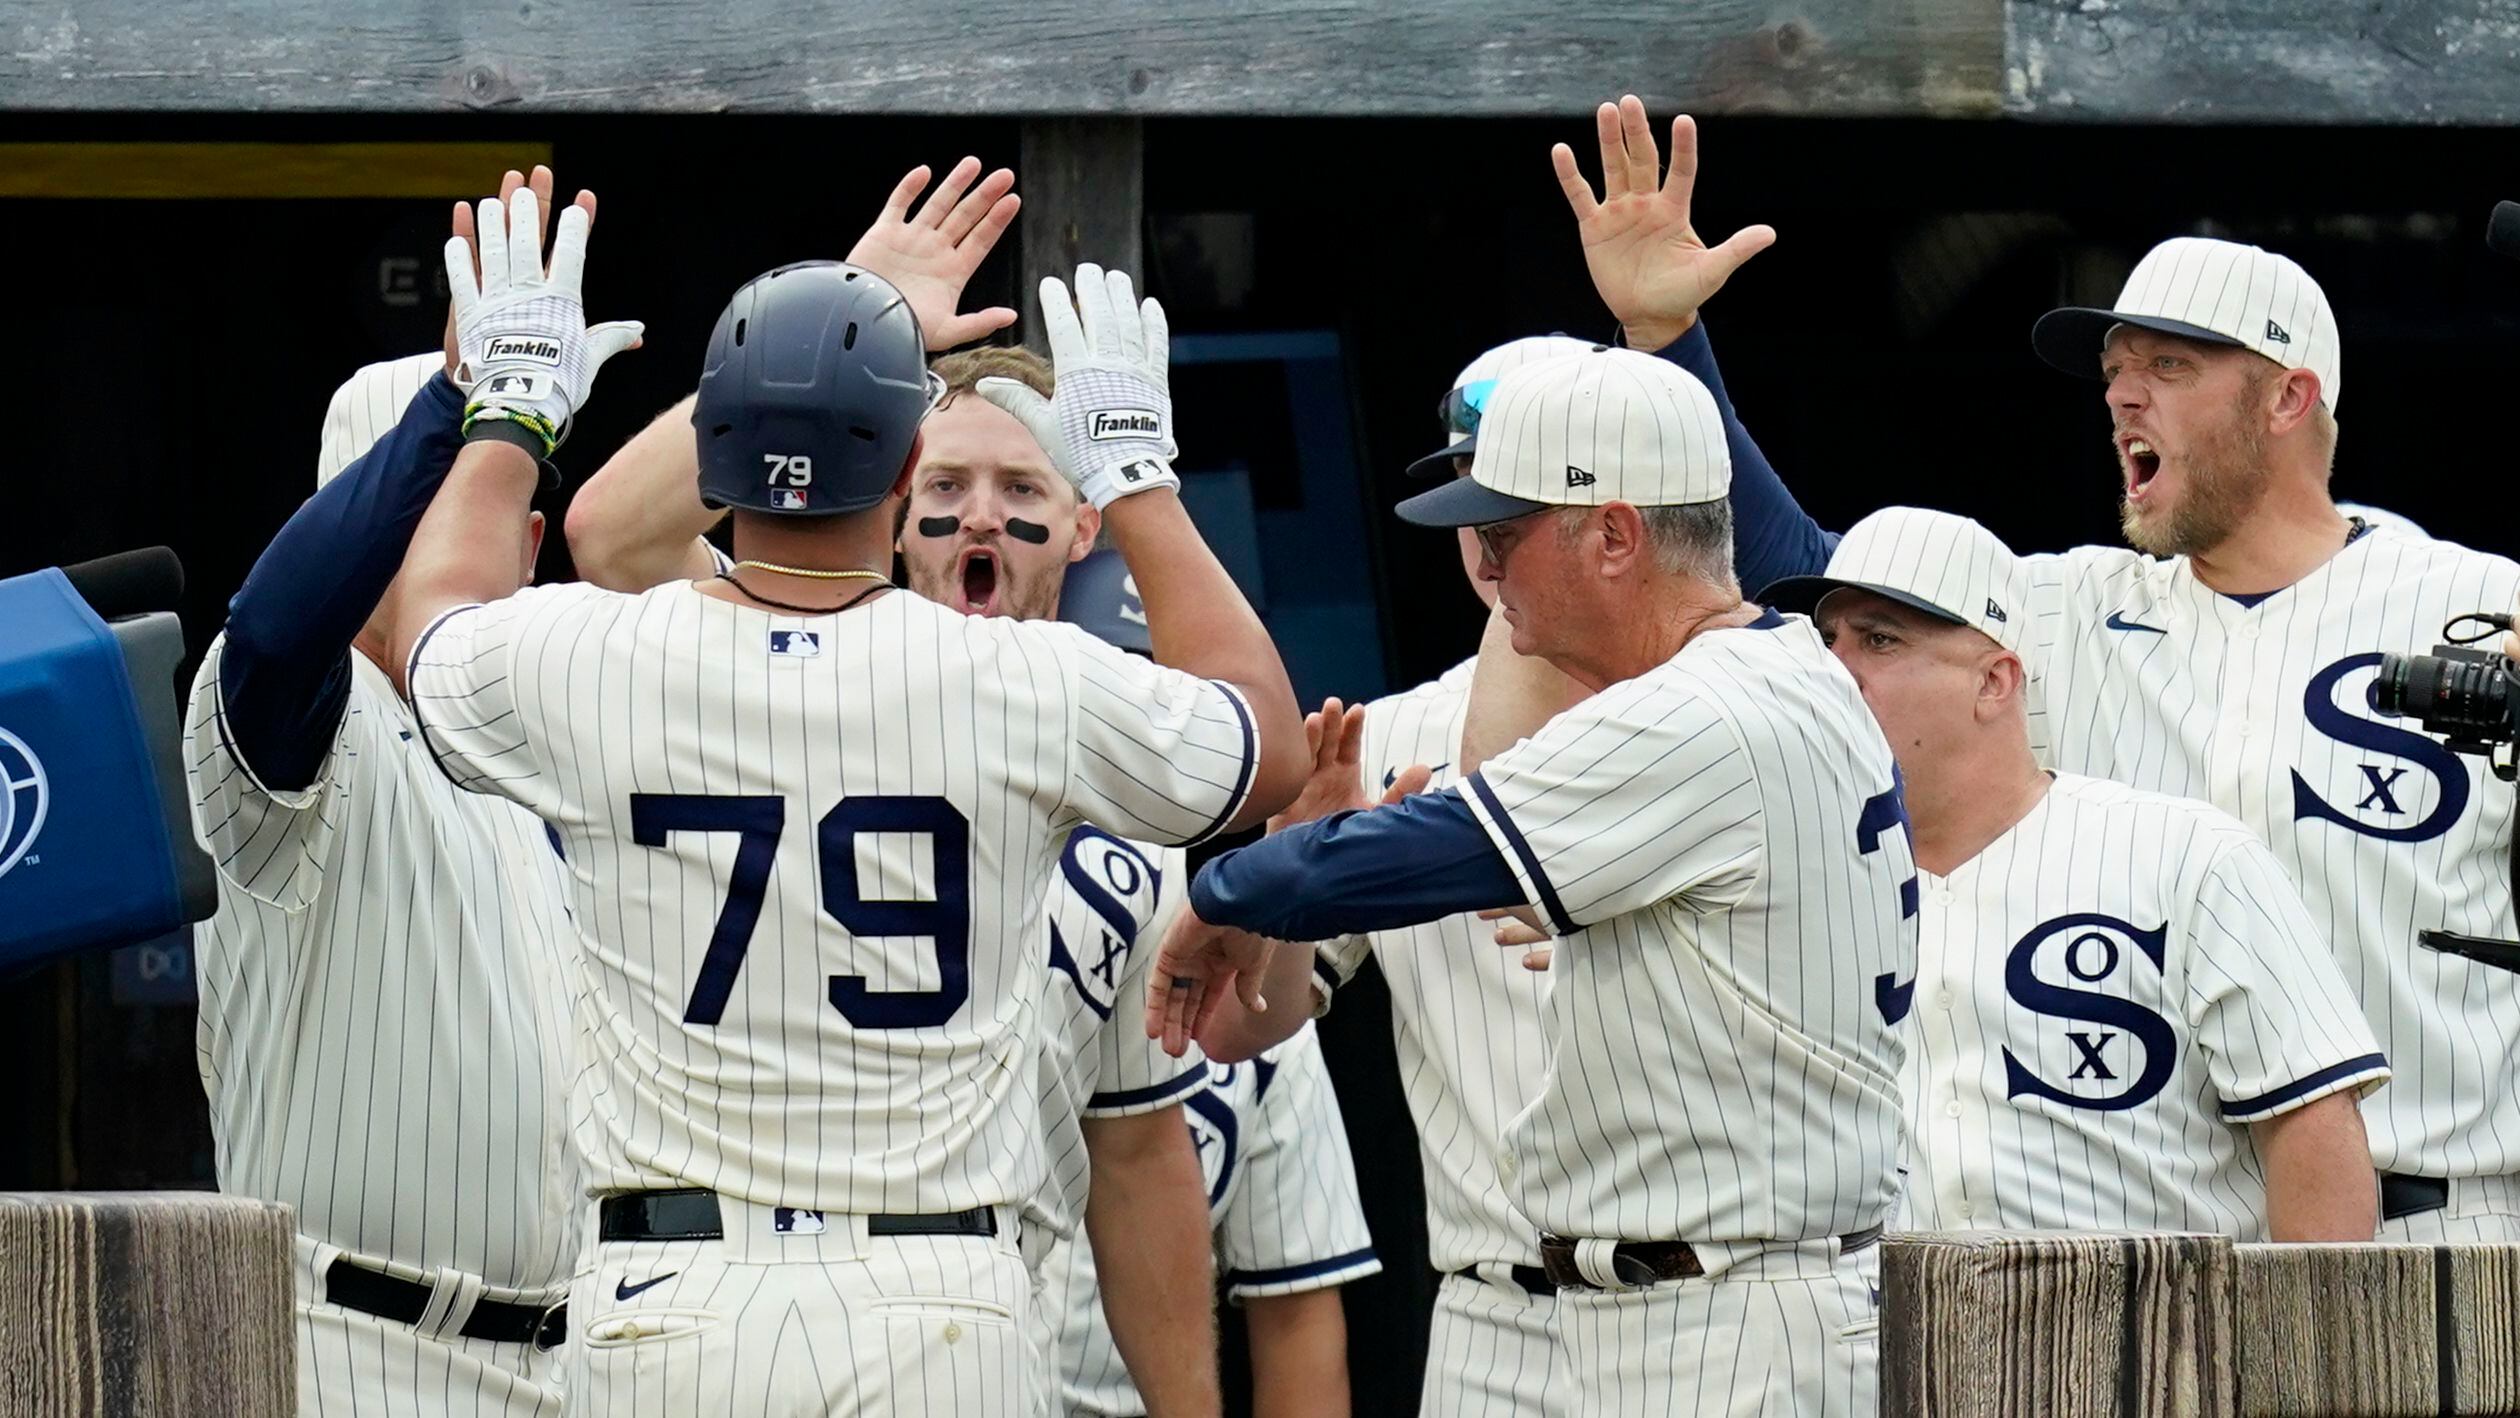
[[1439, 379, 1500, 436]]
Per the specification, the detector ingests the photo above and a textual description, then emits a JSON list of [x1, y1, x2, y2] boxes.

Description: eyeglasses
[[1437, 379, 1500, 437]]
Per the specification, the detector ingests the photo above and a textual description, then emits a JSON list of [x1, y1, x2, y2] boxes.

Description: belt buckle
[[533, 1298, 568, 1351]]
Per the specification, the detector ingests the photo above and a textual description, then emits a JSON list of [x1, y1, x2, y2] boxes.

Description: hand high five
[[846, 158, 1022, 352], [1552, 94, 1775, 353]]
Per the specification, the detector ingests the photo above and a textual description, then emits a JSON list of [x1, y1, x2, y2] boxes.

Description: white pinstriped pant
[[1419, 1271, 1564, 1418], [565, 1200, 1031, 1417], [1553, 1239, 1880, 1417], [295, 1236, 566, 1418], [298, 1302, 564, 1418]]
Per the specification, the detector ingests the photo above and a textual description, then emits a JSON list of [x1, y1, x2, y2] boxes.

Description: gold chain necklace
[[732, 559, 888, 582]]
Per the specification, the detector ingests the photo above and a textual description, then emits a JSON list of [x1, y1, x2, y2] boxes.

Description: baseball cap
[[1761, 506, 2029, 655], [317, 352, 444, 488], [1395, 349, 1729, 529], [1058, 546, 1151, 656], [2031, 236, 2341, 412], [1404, 334, 1606, 480]]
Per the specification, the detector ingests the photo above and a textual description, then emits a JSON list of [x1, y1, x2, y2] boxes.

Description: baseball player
[[1567, 95, 2520, 1243], [1765, 508, 2387, 1240], [1047, 558, 1380, 1418], [382, 167, 1302, 1416], [1044, 1022, 1381, 1418], [567, 218, 1233, 1404], [181, 168, 585, 1415], [1152, 347, 1917, 1417]]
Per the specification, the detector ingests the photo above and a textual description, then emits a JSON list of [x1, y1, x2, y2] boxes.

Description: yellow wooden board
[[0, 143, 556, 198]]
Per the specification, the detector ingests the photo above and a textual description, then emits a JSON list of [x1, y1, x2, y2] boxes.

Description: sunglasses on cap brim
[[1437, 378, 1501, 437]]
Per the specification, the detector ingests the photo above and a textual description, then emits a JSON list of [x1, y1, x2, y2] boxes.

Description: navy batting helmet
[[1058, 547, 1151, 655], [692, 261, 938, 517]]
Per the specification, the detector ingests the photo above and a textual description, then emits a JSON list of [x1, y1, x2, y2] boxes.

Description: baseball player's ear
[[1980, 649, 2025, 717], [1069, 503, 1102, 561], [2266, 367, 2323, 438], [889, 431, 927, 500]]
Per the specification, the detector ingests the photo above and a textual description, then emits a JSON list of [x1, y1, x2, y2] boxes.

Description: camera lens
[[2372, 654, 2417, 718], [2377, 650, 2517, 740]]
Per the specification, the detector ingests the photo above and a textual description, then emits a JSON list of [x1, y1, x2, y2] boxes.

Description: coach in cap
[[1148, 347, 1916, 1416]]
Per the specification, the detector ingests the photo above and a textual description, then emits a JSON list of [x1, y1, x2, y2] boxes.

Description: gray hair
[[1552, 500, 1736, 586]]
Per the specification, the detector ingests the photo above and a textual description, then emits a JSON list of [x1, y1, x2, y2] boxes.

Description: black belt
[[1446, 1264, 1558, 1297], [2382, 1172, 2450, 1221], [321, 1258, 566, 1350], [598, 1188, 999, 1243], [1537, 1224, 1883, 1292]]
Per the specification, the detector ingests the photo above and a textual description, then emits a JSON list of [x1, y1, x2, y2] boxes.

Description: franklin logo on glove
[[1089, 410, 1163, 440], [483, 334, 564, 365]]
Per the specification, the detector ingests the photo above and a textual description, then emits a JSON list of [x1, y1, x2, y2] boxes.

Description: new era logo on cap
[[1567, 466, 1596, 488], [2032, 236, 2340, 412]]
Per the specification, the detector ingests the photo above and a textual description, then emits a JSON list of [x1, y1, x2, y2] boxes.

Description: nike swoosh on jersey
[[2105, 612, 2168, 634], [615, 1272, 678, 1300], [1382, 762, 1451, 790]]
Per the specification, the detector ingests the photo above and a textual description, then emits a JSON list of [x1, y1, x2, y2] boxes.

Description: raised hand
[[443, 175, 641, 455], [846, 158, 1021, 352], [978, 263, 1179, 510], [1551, 94, 1775, 353], [1268, 698, 1368, 832]]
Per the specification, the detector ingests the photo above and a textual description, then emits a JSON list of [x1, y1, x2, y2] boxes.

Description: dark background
[[7, 112, 2520, 1414]]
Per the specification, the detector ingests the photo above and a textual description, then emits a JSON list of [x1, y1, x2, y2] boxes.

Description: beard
[[2119, 394, 2273, 558]]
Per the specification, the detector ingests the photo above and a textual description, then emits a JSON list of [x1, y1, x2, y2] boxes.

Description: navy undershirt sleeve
[[1187, 788, 1526, 942], [1653, 321, 1840, 594], [219, 371, 467, 792]]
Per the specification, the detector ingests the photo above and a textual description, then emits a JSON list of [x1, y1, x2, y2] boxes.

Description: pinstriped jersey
[[1046, 1022, 1380, 1417], [1903, 772, 2388, 1238], [1030, 827, 1208, 1244], [185, 638, 583, 1290], [1314, 655, 1553, 1272], [405, 582, 1257, 1213], [1460, 614, 1916, 1242], [2021, 527, 2520, 1178]]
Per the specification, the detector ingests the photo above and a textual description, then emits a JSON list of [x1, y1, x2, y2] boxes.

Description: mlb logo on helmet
[[770, 489, 808, 511], [0, 726, 49, 881], [768, 630, 822, 658]]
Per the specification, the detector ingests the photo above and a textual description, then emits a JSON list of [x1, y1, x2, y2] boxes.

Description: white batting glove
[[442, 188, 642, 456], [977, 264, 1180, 510]]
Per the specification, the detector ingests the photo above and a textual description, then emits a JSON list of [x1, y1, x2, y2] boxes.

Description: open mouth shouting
[[954, 543, 1002, 616], [2118, 433, 2164, 503]]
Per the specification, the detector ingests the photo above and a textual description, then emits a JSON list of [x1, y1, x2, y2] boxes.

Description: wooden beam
[[0, 0, 2003, 117], [1020, 118, 1144, 352], [2003, 0, 2520, 124]]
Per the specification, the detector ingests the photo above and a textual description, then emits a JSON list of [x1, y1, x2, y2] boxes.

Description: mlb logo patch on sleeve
[[768, 630, 821, 658]]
